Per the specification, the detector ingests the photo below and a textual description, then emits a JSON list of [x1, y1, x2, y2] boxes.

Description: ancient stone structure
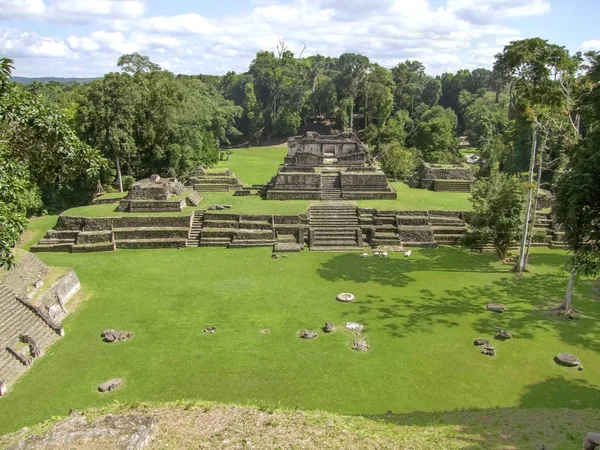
[[584, 432, 600, 450], [299, 330, 317, 339], [486, 303, 505, 313], [5, 412, 158, 450], [98, 377, 123, 392], [481, 344, 495, 356], [555, 353, 580, 367], [118, 176, 200, 213], [187, 167, 242, 193], [0, 253, 79, 394], [412, 163, 475, 192], [324, 322, 336, 333], [336, 293, 355, 302], [352, 337, 369, 351], [102, 329, 133, 342], [473, 338, 490, 346], [346, 322, 363, 331], [265, 132, 396, 200]]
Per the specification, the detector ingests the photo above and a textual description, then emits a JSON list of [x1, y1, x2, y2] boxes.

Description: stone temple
[[264, 132, 396, 200]]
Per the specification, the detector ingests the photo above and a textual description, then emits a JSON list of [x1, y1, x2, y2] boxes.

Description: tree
[[335, 53, 370, 129], [553, 51, 600, 311], [117, 52, 162, 75], [494, 38, 575, 275], [76, 73, 140, 191], [362, 65, 394, 126], [380, 143, 418, 181], [469, 172, 526, 259], [0, 58, 105, 268], [413, 106, 459, 163], [243, 82, 263, 143]]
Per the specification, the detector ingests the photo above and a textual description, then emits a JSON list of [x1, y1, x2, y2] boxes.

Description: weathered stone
[[473, 338, 490, 346], [494, 329, 512, 340], [345, 322, 363, 331], [102, 329, 133, 343], [149, 174, 161, 182], [352, 337, 369, 351], [98, 378, 123, 392], [481, 344, 495, 356], [208, 204, 233, 210], [6, 413, 158, 450], [271, 253, 288, 259], [0, 381, 6, 396], [336, 293, 355, 303], [486, 303, 505, 313], [33, 280, 43, 289], [555, 353, 580, 367], [584, 432, 600, 450], [299, 329, 317, 339], [204, 326, 216, 333], [324, 322, 336, 333]]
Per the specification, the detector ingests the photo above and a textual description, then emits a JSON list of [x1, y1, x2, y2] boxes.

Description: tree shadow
[[317, 247, 504, 288], [318, 249, 600, 352], [368, 377, 600, 449]]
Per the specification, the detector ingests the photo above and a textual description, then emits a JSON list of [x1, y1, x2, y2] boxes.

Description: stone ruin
[[118, 175, 200, 213], [411, 163, 475, 193], [264, 132, 396, 200], [187, 167, 242, 193]]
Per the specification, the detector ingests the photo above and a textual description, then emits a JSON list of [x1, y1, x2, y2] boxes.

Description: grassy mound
[[1, 402, 596, 449]]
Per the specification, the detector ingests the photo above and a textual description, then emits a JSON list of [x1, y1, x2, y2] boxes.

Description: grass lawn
[[60, 144, 472, 217], [17, 215, 59, 251], [1, 246, 599, 437]]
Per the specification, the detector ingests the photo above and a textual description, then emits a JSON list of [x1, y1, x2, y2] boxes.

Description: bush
[[122, 175, 135, 191], [531, 230, 549, 243]]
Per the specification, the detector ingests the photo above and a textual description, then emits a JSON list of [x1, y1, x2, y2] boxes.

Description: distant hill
[[10, 76, 100, 85]]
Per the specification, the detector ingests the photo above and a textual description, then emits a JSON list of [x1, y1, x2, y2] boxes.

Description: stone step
[[310, 246, 364, 252], [193, 184, 230, 192], [45, 230, 79, 240], [72, 242, 115, 253], [432, 226, 467, 235], [429, 217, 464, 226], [228, 241, 274, 248], [38, 238, 76, 245], [435, 234, 464, 242], [30, 243, 73, 253], [370, 238, 401, 246], [113, 227, 189, 240], [115, 239, 187, 249]]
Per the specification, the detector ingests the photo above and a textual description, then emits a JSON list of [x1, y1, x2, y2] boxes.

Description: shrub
[[122, 175, 135, 191]]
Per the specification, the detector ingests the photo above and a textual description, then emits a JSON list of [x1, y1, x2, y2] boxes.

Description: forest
[[1, 38, 600, 291]]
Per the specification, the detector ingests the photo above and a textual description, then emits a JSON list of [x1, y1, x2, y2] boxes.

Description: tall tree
[[554, 51, 600, 311], [335, 53, 370, 129], [0, 58, 105, 268]]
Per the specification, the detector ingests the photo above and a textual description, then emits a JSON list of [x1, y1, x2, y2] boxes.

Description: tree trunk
[[516, 125, 537, 276], [350, 99, 354, 130], [525, 134, 547, 264], [115, 156, 123, 193], [560, 267, 577, 310]]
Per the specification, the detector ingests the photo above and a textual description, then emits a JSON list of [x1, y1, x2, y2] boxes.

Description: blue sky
[[1, 0, 599, 77]]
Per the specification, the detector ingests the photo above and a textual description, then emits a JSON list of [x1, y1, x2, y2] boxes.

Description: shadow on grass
[[319, 248, 600, 351], [370, 377, 600, 450]]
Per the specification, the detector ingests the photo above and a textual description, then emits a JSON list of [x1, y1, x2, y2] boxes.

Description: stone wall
[[56, 215, 190, 231], [273, 173, 321, 190], [126, 178, 184, 201], [0, 253, 49, 298], [37, 269, 81, 323], [340, 172, 389, 189]]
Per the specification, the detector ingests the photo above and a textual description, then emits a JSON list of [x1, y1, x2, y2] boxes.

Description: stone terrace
[[0, 254, 80, 394]]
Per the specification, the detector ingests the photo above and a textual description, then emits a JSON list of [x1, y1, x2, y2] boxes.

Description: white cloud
[[0, 28, 71, 58], [582, 39, 600, 52], [4, 0, 552, 77], [0, 0, 46, 20], [0, 0, 145, 23]]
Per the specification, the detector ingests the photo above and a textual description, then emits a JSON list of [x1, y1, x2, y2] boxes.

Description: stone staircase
[[199, 214, 276, 248], [113, 227, 188, 249], [32, 231, 77, 252], [309, 204, 363, 251], [186, 210, 204, 247], [0, 284, 60, 389], [371, 214, 402, 246], [433, 180, 472, 193], [320, 174, 342, 200], [430, 214, 467, 245]]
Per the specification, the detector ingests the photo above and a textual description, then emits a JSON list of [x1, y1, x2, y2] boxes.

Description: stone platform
[[264, 132, 396, 200]]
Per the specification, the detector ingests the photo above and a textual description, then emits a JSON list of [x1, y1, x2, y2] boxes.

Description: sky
[[1, 0, 599, 78]]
